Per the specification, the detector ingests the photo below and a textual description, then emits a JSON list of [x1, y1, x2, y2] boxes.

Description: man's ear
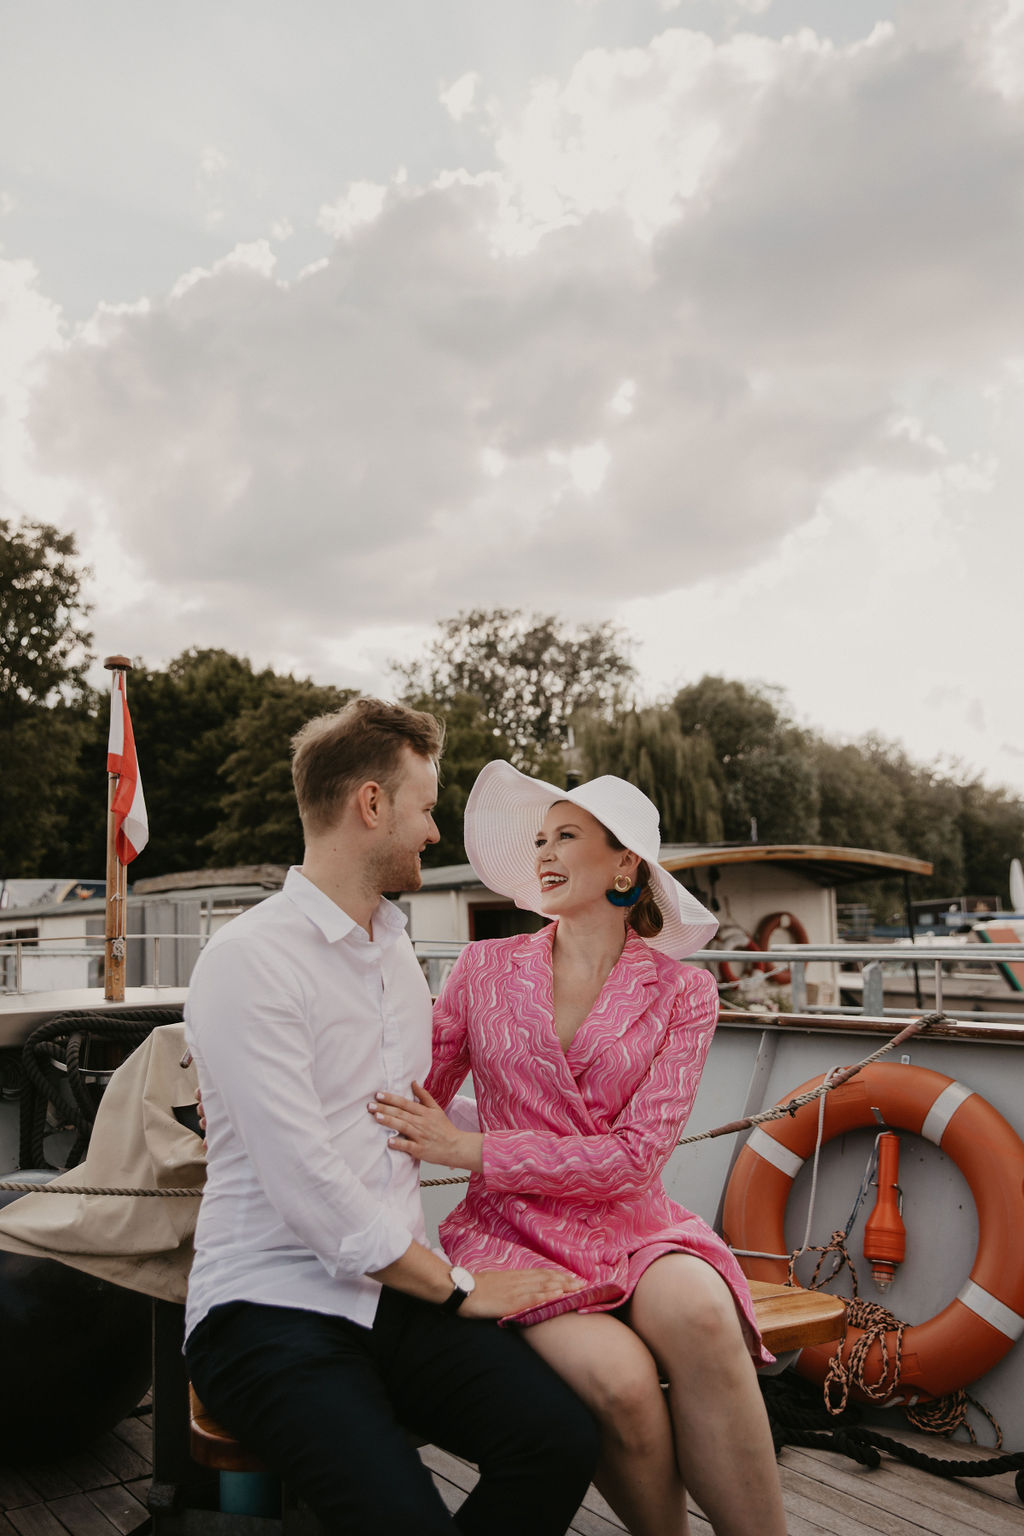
[[354, 780, 385, 830]]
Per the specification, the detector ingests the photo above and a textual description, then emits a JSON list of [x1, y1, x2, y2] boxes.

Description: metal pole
[[903, 871, 922, 1009]]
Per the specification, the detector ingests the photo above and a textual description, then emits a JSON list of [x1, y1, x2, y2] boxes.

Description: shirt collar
[[282, 866, 408, 948]]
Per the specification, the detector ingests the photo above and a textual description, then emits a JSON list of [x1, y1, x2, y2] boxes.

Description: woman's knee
[[632, 1261, 746, 1366], [584, 1355, 668, 1454]]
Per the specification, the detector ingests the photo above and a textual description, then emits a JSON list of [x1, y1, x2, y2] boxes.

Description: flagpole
[[104, 655, 132, 1003]]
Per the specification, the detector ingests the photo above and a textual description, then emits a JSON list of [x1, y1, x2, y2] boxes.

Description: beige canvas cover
[[0, 1022, 203, 1302]]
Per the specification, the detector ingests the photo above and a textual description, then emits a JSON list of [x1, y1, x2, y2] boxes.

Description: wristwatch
[[440, 1265, 476, 1313]]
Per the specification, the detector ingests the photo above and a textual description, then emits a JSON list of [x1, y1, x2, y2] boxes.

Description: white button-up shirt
[[184, 867, 433, 1339]]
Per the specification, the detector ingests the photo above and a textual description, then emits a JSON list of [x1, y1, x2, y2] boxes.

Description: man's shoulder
[[206, 890, 294, 947]]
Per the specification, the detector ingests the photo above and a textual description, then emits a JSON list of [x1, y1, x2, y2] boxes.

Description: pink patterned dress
[[426, 924, 771, 1364]]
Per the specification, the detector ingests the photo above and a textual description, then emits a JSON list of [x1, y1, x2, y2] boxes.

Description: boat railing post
[[153, 933, 161, 988], [15, 939, 22, 994], [863, 960, 884, 1015], [934, 959, 943, 1013], [426, 955, 443, 997], [790, 959, 808, 1012]]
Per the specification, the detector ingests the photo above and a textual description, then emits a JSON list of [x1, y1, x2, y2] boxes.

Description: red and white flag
[[107, 672, 149, 863]]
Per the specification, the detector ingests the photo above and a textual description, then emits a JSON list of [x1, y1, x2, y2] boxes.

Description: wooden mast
[[103, 654, 132, 1002]]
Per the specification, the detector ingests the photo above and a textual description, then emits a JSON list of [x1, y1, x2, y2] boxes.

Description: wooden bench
[[187, 1284, 847, 1499]]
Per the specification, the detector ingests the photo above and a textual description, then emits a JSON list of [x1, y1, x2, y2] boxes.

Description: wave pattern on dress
[[426, 926, 772, 1362]]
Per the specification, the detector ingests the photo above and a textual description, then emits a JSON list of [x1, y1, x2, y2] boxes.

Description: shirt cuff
[[332, 1208, 414, 1278]]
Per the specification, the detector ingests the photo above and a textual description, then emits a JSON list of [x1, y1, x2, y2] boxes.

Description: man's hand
[[370, 1082, 483, 1172], [458, 1268, 586, 1320]]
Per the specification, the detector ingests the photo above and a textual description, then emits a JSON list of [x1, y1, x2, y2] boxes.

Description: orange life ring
[[717, 942, 770, 987], [721, 1063, 1024, 1405], [751, 911, 810, 986]]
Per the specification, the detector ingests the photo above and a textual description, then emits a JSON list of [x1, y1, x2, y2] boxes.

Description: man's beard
[[368, 839, 423, 897]]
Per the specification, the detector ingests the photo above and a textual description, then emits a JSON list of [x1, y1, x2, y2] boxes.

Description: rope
[[674, 1011, 945, 1148], [0, 1181, 200, 1196], [761, 1373, 1024, 1489], [774, 1227, 1024, 1499], [20, 1007, 184, 1169]]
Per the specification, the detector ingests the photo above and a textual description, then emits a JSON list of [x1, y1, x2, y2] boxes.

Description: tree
[[576, 705, 724, 843], [0, 519, 94, 875], [208, 675, 354, 865], [672, 676, 820, 843], [58, 649, 272, 875], [392, 610, 636, 772], [0, 518, 93, 718]]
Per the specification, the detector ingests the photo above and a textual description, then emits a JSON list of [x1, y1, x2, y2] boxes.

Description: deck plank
[[780, 1445, 1024, 1534], [82, 1486, 148, 1536], [5, 1507, 69, 1536], [43, 1495, 121, 1536]]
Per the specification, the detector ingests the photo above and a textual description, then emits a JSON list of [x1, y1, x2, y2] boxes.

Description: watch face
[[451, 1266, 476, 1292]]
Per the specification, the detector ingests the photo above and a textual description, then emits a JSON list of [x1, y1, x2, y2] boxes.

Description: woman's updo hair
[[604, 831, 664, 940]]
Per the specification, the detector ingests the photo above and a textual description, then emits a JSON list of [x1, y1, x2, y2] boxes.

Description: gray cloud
[[21, 6, 1024, 671]]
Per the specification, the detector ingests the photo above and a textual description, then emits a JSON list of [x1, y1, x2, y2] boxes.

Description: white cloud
[[317, 181, 390, 239], [11, 3, 1024, 791], [440, 71, 481, 122]]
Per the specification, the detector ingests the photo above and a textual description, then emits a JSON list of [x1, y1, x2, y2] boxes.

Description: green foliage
[[412, 692, 515, 867], [392, 609, 636, 772], [208, 675, 354, 865], [1, 534, 1022, 908], [0, 520, 94, 875], [672, 676, 820, 843], [576, 706, 724, 843], [0, 518, 93, 718]]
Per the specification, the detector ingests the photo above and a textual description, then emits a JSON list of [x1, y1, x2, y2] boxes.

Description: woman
[[371, 763, 787, 1536]]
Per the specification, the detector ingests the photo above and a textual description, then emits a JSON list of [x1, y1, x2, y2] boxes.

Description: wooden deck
[[426, 1432, 1024, 1532], [2, 1403, 1021, 1535]]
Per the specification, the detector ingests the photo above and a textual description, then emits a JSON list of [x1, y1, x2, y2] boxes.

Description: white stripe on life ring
[[959, 1280, 1024, 1340], [921, 1081, 975, 1145], [747, 1127, 804, 1180]]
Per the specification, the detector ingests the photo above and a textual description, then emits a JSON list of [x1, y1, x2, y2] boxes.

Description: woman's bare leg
[[627, 1255, 787, 1536], [524, 1311, 690, 1536]]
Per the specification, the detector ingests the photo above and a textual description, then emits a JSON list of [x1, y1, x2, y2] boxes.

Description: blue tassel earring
[[607, 874, 643, 908]]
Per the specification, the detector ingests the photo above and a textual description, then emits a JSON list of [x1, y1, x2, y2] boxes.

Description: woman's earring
[[607, 874, 643, 908]]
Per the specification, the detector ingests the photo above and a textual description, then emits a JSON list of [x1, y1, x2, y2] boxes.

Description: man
[[184, 698, 597, 1536]]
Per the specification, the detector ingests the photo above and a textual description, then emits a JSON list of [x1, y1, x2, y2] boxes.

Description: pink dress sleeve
[[481, 967, 718, 1200], [424, 946, 473, 1111]]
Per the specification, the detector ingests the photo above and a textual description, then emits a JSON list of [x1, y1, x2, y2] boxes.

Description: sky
[[3, 0, 1024, 802]]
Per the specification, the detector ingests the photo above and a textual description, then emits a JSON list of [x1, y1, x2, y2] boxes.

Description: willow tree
[[576, 705, 723, 844]]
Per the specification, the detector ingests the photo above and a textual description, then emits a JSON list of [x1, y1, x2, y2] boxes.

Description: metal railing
[[4, 931, 1023, 1028], [0, 931, 208, 994], [413, 940, 1024, 1027]]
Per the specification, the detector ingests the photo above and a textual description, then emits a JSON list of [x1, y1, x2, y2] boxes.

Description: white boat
[[2, 891, 1023, 1523]]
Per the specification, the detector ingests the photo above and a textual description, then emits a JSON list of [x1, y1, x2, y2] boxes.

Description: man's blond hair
[[291, 698, 444, 835]]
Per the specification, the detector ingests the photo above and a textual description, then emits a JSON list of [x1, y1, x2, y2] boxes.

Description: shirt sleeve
[[188, 937, 413, 1280], [481, 966, 719, 1200], [425, 946, 473, 1110]]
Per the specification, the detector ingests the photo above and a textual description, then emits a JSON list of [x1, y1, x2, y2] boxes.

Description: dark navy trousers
[[185, 1290, 598, 1536]]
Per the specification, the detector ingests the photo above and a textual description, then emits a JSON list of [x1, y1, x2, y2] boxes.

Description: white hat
[[464, 760, 718, 961]]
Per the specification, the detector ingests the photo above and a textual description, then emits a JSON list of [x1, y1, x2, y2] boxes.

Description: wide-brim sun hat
[[464, 760, 719, 961]]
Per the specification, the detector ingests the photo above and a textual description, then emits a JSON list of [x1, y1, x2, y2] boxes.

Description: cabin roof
[[659, 843, 933, 885]]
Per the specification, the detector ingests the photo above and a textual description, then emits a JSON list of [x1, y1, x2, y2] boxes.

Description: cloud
[[15, 1, 1024, 798], [440, 72, 481, 122]]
